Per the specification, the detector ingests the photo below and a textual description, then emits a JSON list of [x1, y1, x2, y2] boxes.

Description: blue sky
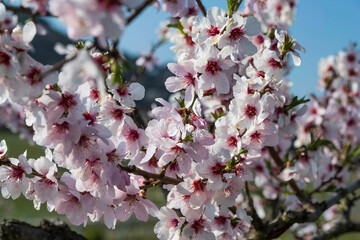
[[120, 0, 360, 97]]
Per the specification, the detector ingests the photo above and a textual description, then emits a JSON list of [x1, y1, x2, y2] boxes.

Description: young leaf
[[286, 96, 310, 111]]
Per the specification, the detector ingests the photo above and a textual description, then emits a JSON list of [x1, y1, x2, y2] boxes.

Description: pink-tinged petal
[[116, 202, 132, 222], [141, 198, 159, 217], [104, 207, 116, 229], [67, 206, 87, 226], [167, 63, 188, 76], [133, 201, 148, 221], [165, 76, 184, 92]]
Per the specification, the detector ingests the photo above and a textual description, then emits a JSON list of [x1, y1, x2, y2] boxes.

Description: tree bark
[[0, 219, 87, 240]]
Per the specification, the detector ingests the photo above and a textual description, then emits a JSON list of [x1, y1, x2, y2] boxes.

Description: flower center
[[205, 60, 222, 75], [184, 73, 195, 86], [268, 58, 281, 69], [11, 165, 24, 180], [207, 25, 220, 36], [83, 112, 97, 125], [128, 129, 139, 141], [245, 105, 257, 118], [184, 35, 195, 47], [215, 216, 227, 225], [111, 109, 123, 120], [192, 179, 206, 192], [229, 27, 244, 41], [0, 51, 11, 66], [227, 136, 237, 148], [59, 93, 77, 109], [53, 122, 69, 134], [347, 54, 355, 62], [250, 131, 261, 142], [211, 163, 224, 175], [191, 218, 205, 233], [170, 218, 179, 228], [26, 66, 42, 85]]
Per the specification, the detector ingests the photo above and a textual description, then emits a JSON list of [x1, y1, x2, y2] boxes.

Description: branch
[[2, 3, 52, 17], [39, 54, 77, 79], [311, 222, 360, 240], [263, 179, 360, 239], [267, 147, 313, 209], [118, 164, 182, 185], [244, 182, 264, 231], [196, 0, 207, 16], [0, 219, 86, 240], [126, 0, 155, 25]]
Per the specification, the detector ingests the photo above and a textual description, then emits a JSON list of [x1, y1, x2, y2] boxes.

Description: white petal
[[291, 51, 302, 66], [22, 21, 37, 44], [128, 82, 145, 101], [0, 3, 5, 22]]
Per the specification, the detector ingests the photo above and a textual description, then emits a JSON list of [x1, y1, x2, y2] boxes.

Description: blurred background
[[1, 0, 360, 239]]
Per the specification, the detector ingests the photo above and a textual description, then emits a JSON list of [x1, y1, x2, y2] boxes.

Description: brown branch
[[311, 222, 360, 240], [2, 3, 52, 17], [118, 164, 182, 185], [39, 55, 77, 79], [39, 43, 96, 79], [126, 0, 155, 25], [0, 219, 86, 240], [244, 182, 264, 231], [267, 147, 313, 209], [196, 0, 207, 16], [262, 179, 360, 239]]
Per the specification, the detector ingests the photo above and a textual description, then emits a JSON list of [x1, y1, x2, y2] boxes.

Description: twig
[[39, 54, 77, 79], [267, 147, 313, 209], [118, 164, 182, 185], [196, 0, 207, 16], [127, 0, 155, 25], [244, 182, 264, 231], [263, 179, 360, 239], [311, 222, 360, 240], [2, 3, 52, 17]]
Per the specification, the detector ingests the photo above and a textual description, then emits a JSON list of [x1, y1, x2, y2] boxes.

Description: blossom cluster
[[2, 1, 354, 239], [280, 44, 360, 237]]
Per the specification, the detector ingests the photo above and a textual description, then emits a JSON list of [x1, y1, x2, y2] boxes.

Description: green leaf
[[167, 21, 185, 35], [227, 0, 242, 17], [286, 96, 310, 111], [350, 145, 360, 159], [238, 148, 248, 155], [110, 59, 124, 86], [211, 110, 225, 121], [175, 97, 185, 108], [306, 138, 335, 151], [121, 59, 131, 72], [323, 184, 337, 192], [182, 133, 193, 143], [226, 157, 237, 170], [75, 41, 85, 49]]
